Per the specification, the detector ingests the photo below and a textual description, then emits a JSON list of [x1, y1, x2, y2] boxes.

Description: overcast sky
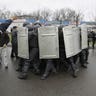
[[0, 0, 96, 21]]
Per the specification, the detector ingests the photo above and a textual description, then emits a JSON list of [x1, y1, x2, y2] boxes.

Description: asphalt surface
[[0, 47, 96, 96]]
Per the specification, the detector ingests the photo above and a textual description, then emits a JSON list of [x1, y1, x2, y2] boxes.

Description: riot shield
[[80, 24, 88, 49], [38, 26, 59, 59], [63, 26, 81, 58], [63, 26, 75, 58], [73, 27, 81, 55], [7, 19, 26, 32], [17, 27, 29, 59]]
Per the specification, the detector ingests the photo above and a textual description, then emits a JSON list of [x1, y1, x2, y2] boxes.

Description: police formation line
[[0, 19, 89, 80]]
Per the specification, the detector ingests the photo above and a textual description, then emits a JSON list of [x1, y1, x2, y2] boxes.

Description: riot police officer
[[91, 31, 96, 49], [17, 23, 40, 79], [84, 48, 89, 64], [79, 25, 89, 68], [58, 25, 79, 77], [79, 50, 87, 68], [38, 26, 58, 80]]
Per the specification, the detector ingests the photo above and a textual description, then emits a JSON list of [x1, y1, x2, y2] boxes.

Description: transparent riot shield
[[17, 27, 29, 59], [63, 26, 81, 58], [38, 26, 59, 59], [80, 24, 88, 49], [63, 26, 75, 58], [73, 27, 81, 55]]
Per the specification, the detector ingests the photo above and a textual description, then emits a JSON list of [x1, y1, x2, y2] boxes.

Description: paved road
[[0, 48, 96, 96]]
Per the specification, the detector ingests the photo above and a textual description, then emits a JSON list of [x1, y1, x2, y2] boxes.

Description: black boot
[[32, 64, 40, 75], [18, 73, 28, 80], [72, 69, 79, 78], [81, 63, 87, 68], [34, 69, 40, 75], [16, 58, 24, 72], [5, 66, 8, 69], [16, 67, 22, 72], [41, 73, 49, 80], [18, 60, 30, 79], [85, 61, 89, 64]]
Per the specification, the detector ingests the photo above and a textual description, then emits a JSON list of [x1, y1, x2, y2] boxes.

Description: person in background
[[0, 17, 17, 68], [91, 31, 96, 49], [0, 30, 9, 68], [11, 26, 18, 58]]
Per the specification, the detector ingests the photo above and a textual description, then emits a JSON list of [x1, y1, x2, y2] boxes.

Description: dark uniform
[[84, 48, 89, 64], [40, 59, 57, 80], [79, 48, 89, 68], [91, 31, 96, 49]]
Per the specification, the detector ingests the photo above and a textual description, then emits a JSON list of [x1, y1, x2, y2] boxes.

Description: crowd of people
[[0, 18, 95, 80]]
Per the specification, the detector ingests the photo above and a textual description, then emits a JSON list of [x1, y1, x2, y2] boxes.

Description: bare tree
[[40, 8, 51, 21], [31, 10, 41, 20], [65, 8, 76, 21], [52, 8, 83, 25], [52, 9, 61, 21], [0, 7, 12, 19], [53, 8, 76, 22], [59, 9, 66, 20], [0, 7, 84, 25], [74, 11, 84, 26], [59, 8, 77, 22]]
